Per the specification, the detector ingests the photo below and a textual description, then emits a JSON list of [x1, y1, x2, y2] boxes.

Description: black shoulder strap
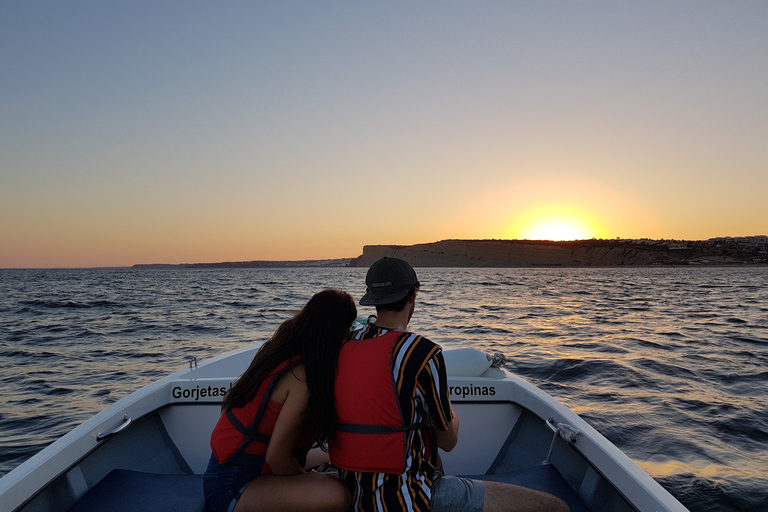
[[335, 422, 424, 434]]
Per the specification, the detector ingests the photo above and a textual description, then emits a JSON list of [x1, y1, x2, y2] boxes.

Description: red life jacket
[[211, 357, 299, 465], [330, 331, 423, 474]]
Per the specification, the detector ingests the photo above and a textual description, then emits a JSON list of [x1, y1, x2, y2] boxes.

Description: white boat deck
[[0, 346, 689, 512]]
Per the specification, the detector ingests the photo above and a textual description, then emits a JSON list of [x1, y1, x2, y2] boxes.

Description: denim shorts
[[431, 474, 485, 512], [203, 453, 265, 512]]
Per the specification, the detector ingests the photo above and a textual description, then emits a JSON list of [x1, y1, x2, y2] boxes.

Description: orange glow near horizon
[[526, 221, 591, 241], [446, 179, 629, 244], [508, 205, 606, 241]]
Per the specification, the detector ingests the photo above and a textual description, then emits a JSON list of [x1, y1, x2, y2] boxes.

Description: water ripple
[[1, 266, 767, 512]]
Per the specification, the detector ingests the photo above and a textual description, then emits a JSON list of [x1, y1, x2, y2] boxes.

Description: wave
[[19, 299, 125, 309], [2, 266, 767, 511]]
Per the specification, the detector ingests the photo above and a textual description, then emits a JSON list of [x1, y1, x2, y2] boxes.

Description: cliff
[[351, 239, 748, 267]]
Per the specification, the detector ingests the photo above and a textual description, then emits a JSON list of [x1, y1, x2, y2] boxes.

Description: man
[[329, 257, 569, 512]]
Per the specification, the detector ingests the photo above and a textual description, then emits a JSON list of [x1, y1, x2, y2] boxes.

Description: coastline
[[130, 239, 768, 269]]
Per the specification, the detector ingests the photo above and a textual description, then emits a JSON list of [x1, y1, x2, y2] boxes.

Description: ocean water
[[1, 267, 766, 511]]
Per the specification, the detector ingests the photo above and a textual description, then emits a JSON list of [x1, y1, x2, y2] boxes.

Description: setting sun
[[527, 221, 590, 241], [508, 205, 603, 241]]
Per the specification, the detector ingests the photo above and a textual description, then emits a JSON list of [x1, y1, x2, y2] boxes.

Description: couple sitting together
[[203, 258, 569, 512]]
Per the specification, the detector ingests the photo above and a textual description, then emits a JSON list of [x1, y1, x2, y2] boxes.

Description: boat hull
[[0, 345, 688, 512]]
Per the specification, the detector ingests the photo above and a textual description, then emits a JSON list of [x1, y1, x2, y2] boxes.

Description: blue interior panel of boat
[[466, 464, 591, 512], [68, 465, 587, 512], [67, 470, 205, 512]]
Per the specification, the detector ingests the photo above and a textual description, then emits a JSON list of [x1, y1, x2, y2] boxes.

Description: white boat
[[0, 342, 689, 512]]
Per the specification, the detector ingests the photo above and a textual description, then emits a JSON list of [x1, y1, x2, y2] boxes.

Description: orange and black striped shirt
[[337, 325, 453, 512]]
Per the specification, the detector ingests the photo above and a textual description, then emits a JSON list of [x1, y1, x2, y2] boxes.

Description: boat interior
[[16, 398, 636, 512]]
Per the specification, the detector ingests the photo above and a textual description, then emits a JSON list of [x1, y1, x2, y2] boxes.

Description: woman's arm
[[264, 365, 311, 476]]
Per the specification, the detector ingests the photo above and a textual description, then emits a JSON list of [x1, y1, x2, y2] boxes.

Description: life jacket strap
[[336, 422, 424, 434], [225, 409, 271, 444], [223, 361, 297, 465]]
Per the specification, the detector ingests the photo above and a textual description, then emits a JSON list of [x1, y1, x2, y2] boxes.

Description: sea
[[1, 267, 766, 511]]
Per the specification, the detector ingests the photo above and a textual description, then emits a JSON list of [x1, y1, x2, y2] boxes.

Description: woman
[[203, 289, 356, 512]]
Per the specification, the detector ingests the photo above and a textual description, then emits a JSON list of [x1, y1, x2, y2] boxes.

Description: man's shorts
[[431, 474, 485, 512]]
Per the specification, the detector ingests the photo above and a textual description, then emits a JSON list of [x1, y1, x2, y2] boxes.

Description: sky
[[2, 2, 767, 268]]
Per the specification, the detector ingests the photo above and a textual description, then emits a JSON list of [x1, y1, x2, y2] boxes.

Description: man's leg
[[431, 475, 568, 512], [482, 481, 569, 512]]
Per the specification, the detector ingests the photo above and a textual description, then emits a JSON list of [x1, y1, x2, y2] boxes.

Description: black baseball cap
[[359, 257, 420, 306]]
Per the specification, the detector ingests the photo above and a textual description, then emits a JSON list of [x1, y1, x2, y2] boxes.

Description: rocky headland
[[349, 239, 767, 267]]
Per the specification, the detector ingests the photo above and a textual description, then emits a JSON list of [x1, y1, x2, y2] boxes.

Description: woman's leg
[[234, 472, 350, 512]]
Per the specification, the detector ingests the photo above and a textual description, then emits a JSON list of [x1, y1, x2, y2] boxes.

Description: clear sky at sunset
[[2, 2, 767, 268]]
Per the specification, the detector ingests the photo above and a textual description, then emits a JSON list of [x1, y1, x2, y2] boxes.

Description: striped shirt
[[339, 324, 453, 512]]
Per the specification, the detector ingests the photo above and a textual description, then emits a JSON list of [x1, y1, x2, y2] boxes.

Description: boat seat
[[67, 469, 205, 512], [464, 464, 590, 512]]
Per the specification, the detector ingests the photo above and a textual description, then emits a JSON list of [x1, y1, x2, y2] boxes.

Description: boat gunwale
[[1, 345, 689, 512]]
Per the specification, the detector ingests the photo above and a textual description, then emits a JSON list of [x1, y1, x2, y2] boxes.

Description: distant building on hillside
[[708, 235, 768, 251]]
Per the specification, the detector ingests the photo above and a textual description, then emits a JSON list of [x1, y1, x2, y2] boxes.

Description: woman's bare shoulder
[[271, 362, 307, 403], [289, 362, 307, 382]]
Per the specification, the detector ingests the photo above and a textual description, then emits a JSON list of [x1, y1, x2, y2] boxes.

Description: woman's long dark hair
[[221, 289, 357, 443]]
